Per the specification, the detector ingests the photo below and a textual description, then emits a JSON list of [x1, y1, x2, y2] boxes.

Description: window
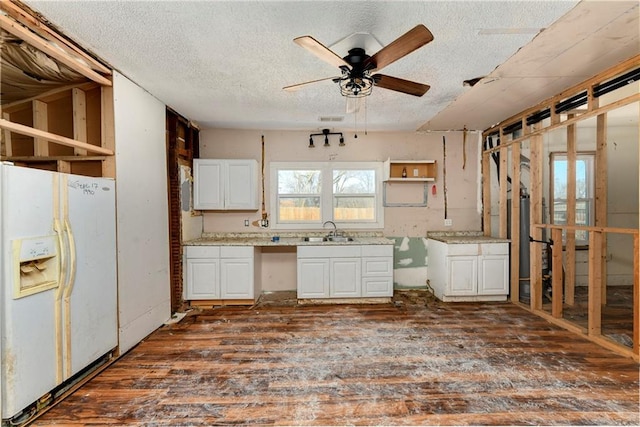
[[271, 162, 383, 229], [550, 152, 595, 244]]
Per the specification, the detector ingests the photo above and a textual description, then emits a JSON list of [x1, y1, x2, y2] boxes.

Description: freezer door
[[1, 164, 58, 419], [62, 174, 118, 379]]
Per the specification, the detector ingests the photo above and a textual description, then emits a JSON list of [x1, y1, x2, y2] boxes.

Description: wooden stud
[[0, 118, 113, 155], [588, 231, 603, 336], [565, 117, 577, 306], [595, 113, 608, 304], [0, 14, 112, 87], [72, 88, 88, 156], [530, 126, 544, 311], [551, 228, 563, 318], [57, 160, 72, 174], [510, 141, 521, 302], [482, 150, 491, 236], [1, 112, 12, 156], [33, 100, 49, 156], [2, 83, 98, 114], [499, 130, 508, 239], [101, 86, 116, 178]]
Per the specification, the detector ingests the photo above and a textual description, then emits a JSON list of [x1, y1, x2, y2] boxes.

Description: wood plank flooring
[[34, 293, 639, 426]]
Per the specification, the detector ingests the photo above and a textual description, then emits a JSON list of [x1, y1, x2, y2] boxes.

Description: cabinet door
[[447, 256, 477, 295], [478, 255, 509, 295], [220, 258, 254, 299], [297, 258, 330, 298], [330, 258, 361, 298], [186, 258, 219, 299], [193, 160, 224, 210], [225, 160, 257, 210]]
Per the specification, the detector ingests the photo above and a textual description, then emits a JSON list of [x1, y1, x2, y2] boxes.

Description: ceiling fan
[[283, 24, 433, 98]]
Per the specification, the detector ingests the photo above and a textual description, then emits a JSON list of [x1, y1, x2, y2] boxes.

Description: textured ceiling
[[23, 1, 639, 132]]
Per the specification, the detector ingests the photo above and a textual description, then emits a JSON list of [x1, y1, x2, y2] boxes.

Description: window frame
[[549, 151, 596, 245], [270, 161, 384, 230]]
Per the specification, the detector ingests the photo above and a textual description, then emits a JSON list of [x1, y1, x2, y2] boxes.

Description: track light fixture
[[308, 128, 344, 148]]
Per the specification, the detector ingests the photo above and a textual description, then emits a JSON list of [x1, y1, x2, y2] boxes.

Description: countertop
[[427, 231, 510, 244], [183, 232, 394, 247]]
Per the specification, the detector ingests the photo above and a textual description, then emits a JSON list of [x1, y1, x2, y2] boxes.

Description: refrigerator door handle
[[63, 217, 77, 378], [53, 219, 66, 383]]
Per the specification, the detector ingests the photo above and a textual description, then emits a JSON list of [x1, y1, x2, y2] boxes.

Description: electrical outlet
[[413, 168, 419, 177], [244, 219, 249, 227], [444, 218, 453, 227]]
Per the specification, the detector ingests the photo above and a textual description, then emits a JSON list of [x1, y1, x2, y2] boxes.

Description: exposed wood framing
[[588, 231, 603, 336], [482, 93, 639, 154], [0, 0, 111, 75], [2, 112, 13, 156], [595, 113, 608, 304], [72, 88, 88, 156], [0, 14, 111, 86], [565, 117, 577, 306], [482, 150, 491, 236], [510, 140, 521, 302], [634, 233, 639, 356], [33, 99, 48, 156], [100, 86, 116, 178], [483, 54, 640, 141], [2, 82, 99, 114], [529, 125, 543, 311], [0, 118, 113, 155], [498, 129, 508, 239], [551, 228, 563, 318]]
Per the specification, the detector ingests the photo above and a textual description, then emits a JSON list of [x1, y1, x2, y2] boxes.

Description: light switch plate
[[444, 218, 452, 226]]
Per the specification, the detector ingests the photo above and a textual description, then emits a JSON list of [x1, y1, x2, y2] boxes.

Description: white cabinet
[[297, 245, 393, 299], [184, 245, 258, 302], [427, 239, 509, 302], [361, 245, 394, 297], [193, 159, 258, 210]]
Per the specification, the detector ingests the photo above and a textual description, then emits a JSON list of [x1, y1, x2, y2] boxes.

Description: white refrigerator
[[0, 163, 118, 422]]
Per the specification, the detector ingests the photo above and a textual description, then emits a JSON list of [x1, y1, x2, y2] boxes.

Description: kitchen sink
[[326, 236, 354, 242], [302, 236, 328, 242]]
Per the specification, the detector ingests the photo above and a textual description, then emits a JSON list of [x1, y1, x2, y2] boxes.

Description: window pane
[[576, 160, 588, 198], [333, 170, 375, 194], [278, 197, 320, 221], [334, 196, 375, 221], [278, 170, 321, 194]]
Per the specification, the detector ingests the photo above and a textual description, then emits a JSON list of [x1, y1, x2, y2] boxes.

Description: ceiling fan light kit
[[285, 24, 433, 99]]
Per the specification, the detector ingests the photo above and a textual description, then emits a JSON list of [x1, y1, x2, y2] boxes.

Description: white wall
[[113, 71, 171, 353]]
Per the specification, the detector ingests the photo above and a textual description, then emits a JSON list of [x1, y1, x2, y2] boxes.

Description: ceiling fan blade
[[373, 74, 430, 97], [294, 36, 352, 70], [365, 24, 434, 71], [283, 76, 339, 92]]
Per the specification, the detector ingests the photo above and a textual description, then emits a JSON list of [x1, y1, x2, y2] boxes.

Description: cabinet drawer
[[362, 257, 393, 276], [480, 243, 509, 255], [220, 246, 254, 258], [297, 245, 361, 258], [185, 246, 220, 258], [361, 245, 393, 257], [446, 243, 478, 256]]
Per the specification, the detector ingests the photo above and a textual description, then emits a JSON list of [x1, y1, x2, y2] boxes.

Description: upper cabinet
[[193, 159, 258, 210], [383, 159, 436, 182]]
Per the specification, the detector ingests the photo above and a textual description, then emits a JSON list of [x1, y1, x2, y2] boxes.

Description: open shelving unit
[[383, 159, 436, 182]]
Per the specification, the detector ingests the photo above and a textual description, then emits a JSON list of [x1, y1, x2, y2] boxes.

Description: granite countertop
[[183, 232, 394, 247], [427, 231, 510, 244]]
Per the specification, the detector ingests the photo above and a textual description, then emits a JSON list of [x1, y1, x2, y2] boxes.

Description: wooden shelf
[[383, 159, 436, 181]]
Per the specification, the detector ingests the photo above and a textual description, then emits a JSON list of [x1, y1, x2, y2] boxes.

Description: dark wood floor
[[34, 292, 639, 426]]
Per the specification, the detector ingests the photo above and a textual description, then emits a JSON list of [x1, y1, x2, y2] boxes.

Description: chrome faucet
[[322, 220, 338, 237]]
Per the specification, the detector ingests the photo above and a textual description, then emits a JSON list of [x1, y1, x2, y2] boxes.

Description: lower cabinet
[[185, 245, 258, 301], [427, 238, 509, 302], [297, 245, 393, 299]]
